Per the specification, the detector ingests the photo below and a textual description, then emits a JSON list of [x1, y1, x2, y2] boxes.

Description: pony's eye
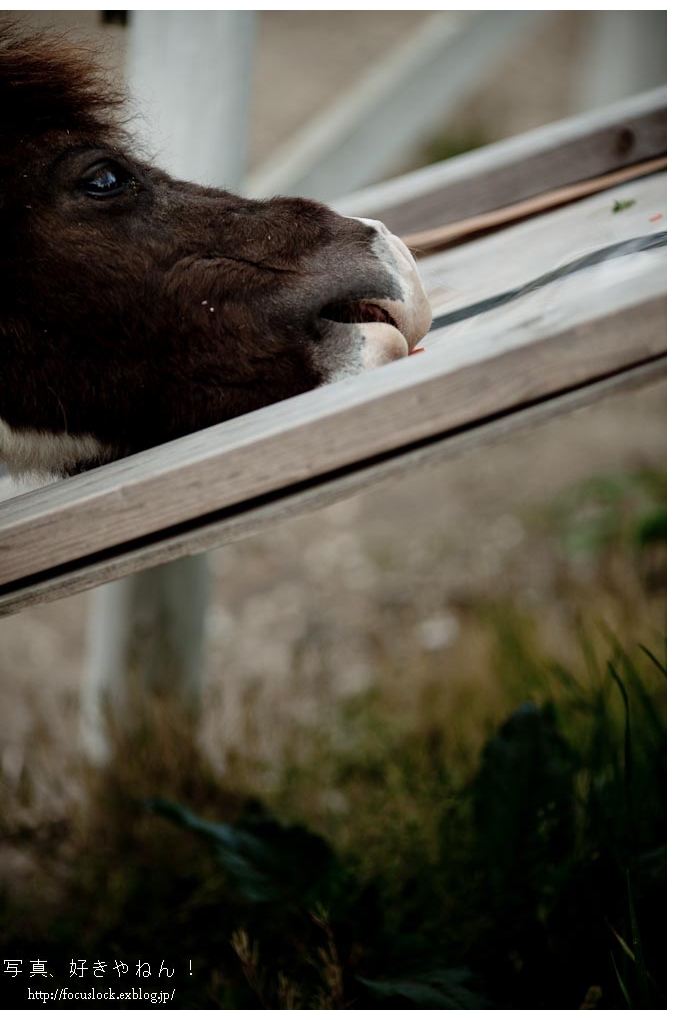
[[79, 162, 133, 198]]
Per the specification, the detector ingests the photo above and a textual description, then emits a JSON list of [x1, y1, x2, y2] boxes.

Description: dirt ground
[[0, 379, 666, 792], [0, 13, 666, 794]]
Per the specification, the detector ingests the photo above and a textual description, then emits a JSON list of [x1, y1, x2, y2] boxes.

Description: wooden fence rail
[[0, 92, 666, 617]]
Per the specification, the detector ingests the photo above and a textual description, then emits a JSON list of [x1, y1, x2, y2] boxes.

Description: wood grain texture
[[0, 119, 667, 612], [403, 157, 666, 252], [0, 278, 665, 589], [334, 88, 666, 235], [0, 358, 665, 618], [418, 172, 666, 320]]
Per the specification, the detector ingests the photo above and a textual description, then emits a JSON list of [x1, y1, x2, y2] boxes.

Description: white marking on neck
[[0, 417, 111, 478]]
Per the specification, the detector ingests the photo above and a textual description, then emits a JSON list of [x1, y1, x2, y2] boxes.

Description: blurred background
[[0, 11, 666, 1010]]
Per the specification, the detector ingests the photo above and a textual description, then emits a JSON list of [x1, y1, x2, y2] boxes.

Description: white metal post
[[573, 11, 666, 114], [82, 11, 256, 761]]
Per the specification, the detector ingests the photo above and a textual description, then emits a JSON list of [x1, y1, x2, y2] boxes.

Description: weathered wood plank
[[0, 163, 666, 606], [403, 157, 666, 253], [0, 358, 665, 618], [0, 270, 665, 588], [333, 88, 666, 234], [418, 173, 666, 319]]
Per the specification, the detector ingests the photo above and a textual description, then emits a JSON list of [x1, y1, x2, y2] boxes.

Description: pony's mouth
[[320, 297, 415, 354], [321, 299, 398, 330], [318, 222, 432, 375], [320, 298, 415, 366]]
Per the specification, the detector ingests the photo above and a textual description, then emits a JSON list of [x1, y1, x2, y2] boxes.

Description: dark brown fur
[[0, 26, 400, 472]]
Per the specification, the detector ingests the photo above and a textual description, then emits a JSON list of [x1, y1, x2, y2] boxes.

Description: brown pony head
[[0, 26, 431, 476]]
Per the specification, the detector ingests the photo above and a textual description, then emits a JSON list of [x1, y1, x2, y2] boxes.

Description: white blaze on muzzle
[[313, 216, 432, 383], [361, 218, 432, 338], [354, 217, 432, 370]]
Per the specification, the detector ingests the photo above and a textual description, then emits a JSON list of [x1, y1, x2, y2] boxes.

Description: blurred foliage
[[0, 468, 665, 1008], [544, 468, 666, 560], [419, 130, 488, 166], [0, 631, 665, 1009], [612, 199, 637, 213]]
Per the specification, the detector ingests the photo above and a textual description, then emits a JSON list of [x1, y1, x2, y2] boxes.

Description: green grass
[[0, 468, 665, 1009], [0, 627, 665, 1009]]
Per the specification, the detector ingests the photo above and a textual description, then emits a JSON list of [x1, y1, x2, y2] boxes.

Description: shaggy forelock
[[0, 22, 124, 144]]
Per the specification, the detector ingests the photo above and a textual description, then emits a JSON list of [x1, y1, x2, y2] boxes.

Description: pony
[[0, 25, 431, 477]]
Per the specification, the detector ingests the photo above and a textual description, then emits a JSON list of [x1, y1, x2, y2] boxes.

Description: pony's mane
[[0, 22, 124, 142]]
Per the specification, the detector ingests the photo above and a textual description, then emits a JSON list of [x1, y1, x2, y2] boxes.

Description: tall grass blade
[[611, 951, 633, 1008], [608, 662, 633, 817], [608, 922, 636, 963], [638, 643, 667, 677], [626, 870, 650, 1006]]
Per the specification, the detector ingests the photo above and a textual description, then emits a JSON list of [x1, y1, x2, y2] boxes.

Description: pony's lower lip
[[319, 315, 409, 370], [320, 298, 418, 356], [357, 320, 409, 369]]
